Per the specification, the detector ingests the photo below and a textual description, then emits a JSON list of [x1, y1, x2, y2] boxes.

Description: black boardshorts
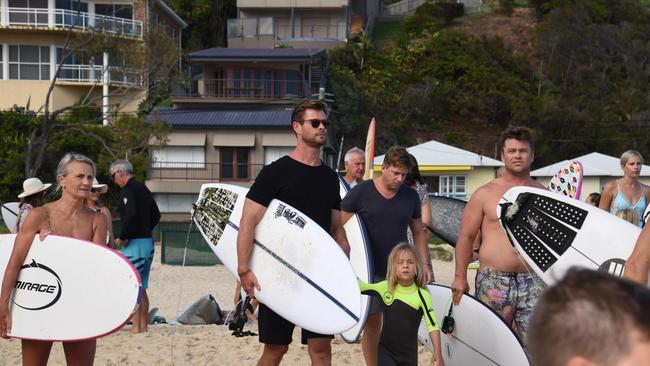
[[258, 303, 334, 345]]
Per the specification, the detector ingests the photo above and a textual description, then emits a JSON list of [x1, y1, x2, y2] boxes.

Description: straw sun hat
[[92, 178, 108, 194], [18, 178, 52, 198]]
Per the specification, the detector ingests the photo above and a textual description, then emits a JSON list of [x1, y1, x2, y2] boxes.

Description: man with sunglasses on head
[[237, 100, 350, 366], [109, 159, 160, 334]]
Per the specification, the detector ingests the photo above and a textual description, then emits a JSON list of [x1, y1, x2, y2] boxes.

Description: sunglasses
[[300, 119, 330, 128], [91, 188, 101, 193]]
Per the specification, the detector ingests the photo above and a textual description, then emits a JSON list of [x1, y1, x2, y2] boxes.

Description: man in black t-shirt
[[341, 146, 431, 366], [237, 100, 350, 366]]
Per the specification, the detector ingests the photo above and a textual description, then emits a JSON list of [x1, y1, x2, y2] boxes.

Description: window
[[95, 3, 134, 34], [9, 0, 48, 24], [95, 4, 133, 20], [220, 147, 249, 180], [264, 147, 293, 165], [438, 175, 467, 198], [154, 194, 196, 213], [55, 0, 88, 27], [152, 146, 205, 168], [9, 45, 50, 80]]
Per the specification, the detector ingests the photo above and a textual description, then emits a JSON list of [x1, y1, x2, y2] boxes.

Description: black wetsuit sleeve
[[150, 198, 161, 230], [119, 186, 137, 240]]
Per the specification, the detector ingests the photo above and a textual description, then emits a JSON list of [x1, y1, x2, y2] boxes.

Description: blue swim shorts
[[121, 237, 154, 289]]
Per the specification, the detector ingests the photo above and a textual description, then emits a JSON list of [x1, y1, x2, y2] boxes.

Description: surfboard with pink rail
[[0, 234, 140, 341], [547, 160, 584, 199]]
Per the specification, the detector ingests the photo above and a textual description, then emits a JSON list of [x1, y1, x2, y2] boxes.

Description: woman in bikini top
[[0, 153, 107, 366], [599, 150, 650, 227]]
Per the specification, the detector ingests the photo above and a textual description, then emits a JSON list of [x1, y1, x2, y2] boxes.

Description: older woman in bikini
[[0, 152, 107, 366]]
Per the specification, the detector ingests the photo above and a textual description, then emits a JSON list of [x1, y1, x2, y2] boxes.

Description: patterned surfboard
[[547, 160, 583, 199]]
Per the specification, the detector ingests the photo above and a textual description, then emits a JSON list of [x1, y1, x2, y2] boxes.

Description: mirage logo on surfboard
[[12, 260, 63, 311]]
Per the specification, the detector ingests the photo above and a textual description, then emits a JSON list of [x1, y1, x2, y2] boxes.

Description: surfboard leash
[[1, 202, 18, 216], [170, 204, 197, 366]]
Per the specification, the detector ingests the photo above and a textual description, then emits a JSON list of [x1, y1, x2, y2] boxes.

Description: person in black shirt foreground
[[110, 159, 161, 334], [237, 100, 350, 366]]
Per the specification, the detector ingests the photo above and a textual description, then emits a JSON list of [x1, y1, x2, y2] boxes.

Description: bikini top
[[610, 180, 646, 227]]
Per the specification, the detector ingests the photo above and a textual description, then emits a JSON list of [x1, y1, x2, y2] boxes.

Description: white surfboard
[[193, 183, 361, 335], [339, 177, 373, 343], [498, 186, 639, 284], [1, 202, 19, 233], [418, 284, 529, 366], [0, 234, 140, 341], [643, 204, 650, 226]]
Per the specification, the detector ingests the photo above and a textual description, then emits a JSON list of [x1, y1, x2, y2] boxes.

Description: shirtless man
[[451, 126, 545, 344]]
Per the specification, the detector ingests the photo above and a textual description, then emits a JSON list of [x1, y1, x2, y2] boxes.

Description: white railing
[[56, 64, 143, 86], [1, 7, 143, 37]]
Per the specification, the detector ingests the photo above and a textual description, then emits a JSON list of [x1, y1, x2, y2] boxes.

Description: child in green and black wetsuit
[[359, 243, 444, 366]]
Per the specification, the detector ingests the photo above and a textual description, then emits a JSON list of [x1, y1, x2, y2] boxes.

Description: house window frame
[[151, 146, 205, 169], [8, 45, 50, 80], [439, 175, 467, 198], [220, 147, 250, 180]]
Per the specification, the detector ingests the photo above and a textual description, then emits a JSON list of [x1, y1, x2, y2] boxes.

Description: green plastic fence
[[160, 223, 221, 266]]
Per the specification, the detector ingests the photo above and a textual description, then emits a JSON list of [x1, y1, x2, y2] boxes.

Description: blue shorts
[[122, 237, 154, 289]]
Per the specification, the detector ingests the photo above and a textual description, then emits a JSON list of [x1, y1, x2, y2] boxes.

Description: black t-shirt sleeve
[[331, 172, 341, 211], [410, 189, 422, 220], [340, 182, 362, 212], [247, 163, 280, 207]]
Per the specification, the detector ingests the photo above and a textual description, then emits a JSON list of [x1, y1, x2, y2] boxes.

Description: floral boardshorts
[[475, 266, 545, 346]]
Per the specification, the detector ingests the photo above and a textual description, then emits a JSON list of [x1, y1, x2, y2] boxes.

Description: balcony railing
[[148, 162, 265, 182], [227, 17, 347, 41], [172, 78, 320, 100], [1, 7, 143, 37], [56, 64, 143, 86]]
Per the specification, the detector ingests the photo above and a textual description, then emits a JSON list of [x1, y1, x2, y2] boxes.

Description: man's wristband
[[238, 269, 250, 277]]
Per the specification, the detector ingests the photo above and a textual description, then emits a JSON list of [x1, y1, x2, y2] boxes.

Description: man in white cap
[[14, 178, 51, 233]]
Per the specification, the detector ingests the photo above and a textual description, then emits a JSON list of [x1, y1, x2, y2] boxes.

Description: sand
[[0, 245, 476, 366]]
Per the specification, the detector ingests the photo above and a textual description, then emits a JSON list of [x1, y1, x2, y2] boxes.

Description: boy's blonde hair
[[386, 243, 426, 293]]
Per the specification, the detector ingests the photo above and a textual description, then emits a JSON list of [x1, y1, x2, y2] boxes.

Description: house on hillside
[[0, 0, 186, 114], [227, 0, 379, 49], [148, 47, 335, 222], [531, 152, 650, 198], [373, 139, 503, 200]]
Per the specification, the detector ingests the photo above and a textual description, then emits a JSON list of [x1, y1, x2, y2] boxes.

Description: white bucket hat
[[18, 178, 52, 198], [92, 178, 108, 194]]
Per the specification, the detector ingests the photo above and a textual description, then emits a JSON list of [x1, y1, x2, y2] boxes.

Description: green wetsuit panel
[[359, 280, 439, 365]]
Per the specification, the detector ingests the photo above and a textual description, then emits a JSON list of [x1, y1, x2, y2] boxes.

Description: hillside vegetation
[[328, 0, 650, 167]]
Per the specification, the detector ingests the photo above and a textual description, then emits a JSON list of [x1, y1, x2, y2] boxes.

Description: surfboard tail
[[363, 118, 375, 181]]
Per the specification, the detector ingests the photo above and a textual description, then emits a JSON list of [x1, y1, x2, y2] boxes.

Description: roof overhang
[[262, 133, 296, 147], [212, 133, 256, 147], [150, 132, 205, 146], [154, 0, 188, 28]]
